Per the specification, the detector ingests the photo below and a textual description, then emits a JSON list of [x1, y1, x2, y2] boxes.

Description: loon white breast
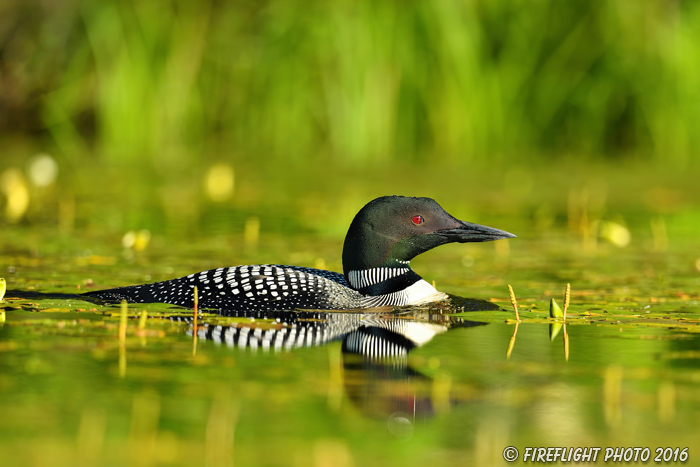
[[84, 195, 515, 313]]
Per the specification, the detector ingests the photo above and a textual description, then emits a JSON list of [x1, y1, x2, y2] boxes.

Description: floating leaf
[[122, 229, 151, 252], [599, 221, 631, 247], [550, 298, 563, 319], [205, 163, 235, 202], [0, 168, 30, 222]]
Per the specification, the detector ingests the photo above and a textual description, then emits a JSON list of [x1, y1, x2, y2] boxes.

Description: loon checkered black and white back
[[84, 196, 515, 312]]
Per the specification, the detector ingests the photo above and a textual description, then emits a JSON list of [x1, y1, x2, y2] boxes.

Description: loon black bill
[[435, 220, 516, 243]]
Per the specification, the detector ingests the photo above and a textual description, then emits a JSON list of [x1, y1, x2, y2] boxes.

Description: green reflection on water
[[1, 159, 699, 466], [1, 307, 699, 466]]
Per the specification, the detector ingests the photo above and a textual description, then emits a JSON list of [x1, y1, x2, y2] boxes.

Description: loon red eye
[[411, 215, 424, 225]]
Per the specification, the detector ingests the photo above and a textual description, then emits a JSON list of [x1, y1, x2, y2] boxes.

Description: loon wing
[[83, 264, 365, 313]]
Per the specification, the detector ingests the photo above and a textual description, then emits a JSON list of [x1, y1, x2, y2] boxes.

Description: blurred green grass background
[[1, 0, 699, 237], [3, 0, 700, 164]]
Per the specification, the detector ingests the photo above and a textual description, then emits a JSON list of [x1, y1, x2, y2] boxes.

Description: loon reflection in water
[[191, 307, 487, 427]]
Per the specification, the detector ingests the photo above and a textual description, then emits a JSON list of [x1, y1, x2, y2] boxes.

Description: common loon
[[84, 196, 515, 312]]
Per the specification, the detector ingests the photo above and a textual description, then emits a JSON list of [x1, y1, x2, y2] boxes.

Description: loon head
[[342, 196, 516, 278]]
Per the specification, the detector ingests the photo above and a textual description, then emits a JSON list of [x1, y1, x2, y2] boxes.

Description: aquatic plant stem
[[193, 286, 199, 326], [507, 284, 521, 321], [506, 322, 519, 359], [119, 300, 127, 342], [138, 310, 148, 330], [193, 286, 199, 355], [0, 278, 5, 323], [562, 284, 570, 361], [119, 300, 127, 377]]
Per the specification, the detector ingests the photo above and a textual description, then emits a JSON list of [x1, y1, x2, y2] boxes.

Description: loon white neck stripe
[[359, 279, 447, 307], [348, 267, 410, 289]]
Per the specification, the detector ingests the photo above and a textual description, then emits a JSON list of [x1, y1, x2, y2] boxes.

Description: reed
[[192, 286, 199, 356], [507, 284, 520, 322], [119, 300, 128, 342]]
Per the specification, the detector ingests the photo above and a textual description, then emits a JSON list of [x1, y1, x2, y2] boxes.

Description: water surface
[[1, 201, 699, 466]]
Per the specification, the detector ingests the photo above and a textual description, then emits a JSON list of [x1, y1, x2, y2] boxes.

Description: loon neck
[[346, 262, 424, 296]]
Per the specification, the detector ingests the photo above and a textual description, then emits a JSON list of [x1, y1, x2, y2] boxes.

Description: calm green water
[[1, 305, 699, 466], [1, 167, 700, 466], [2, 218, 700, 467]]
